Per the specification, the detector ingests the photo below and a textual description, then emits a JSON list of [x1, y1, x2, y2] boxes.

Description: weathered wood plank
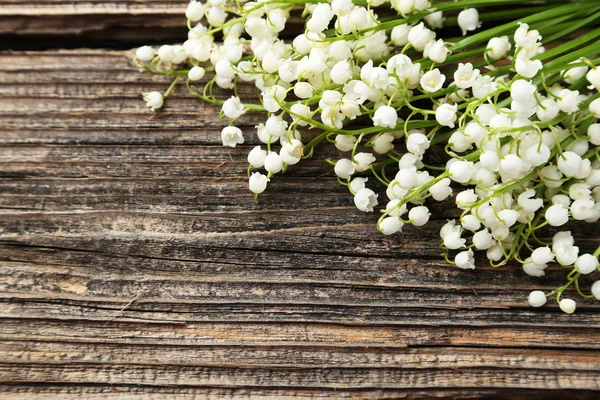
[[2, 319, 600, 350], [3, 341, 599, 370], [0, 1, 187, 40], [3, 363, 600, 390], [2, 296, 600, 326], [0, 386, 596, 400], [1, 49, 600, 397], [0, 1, 304, 46]]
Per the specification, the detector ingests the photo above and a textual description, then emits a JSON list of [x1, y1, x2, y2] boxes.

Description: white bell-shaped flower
[[354, 188, 378, 212], [457, 8, 481, 36], [247, 146, 267, 168], [528, 291, 547, 307], [334, 158, 356, 180], [249, 172, 269, 194], [373, 106, 398, 128], [142, 91, 163, 111], [379, 216, 403, 235], [420, 68, 446, 92], [221, 126, 244, 147], [435, 103, 458, 128], [136, 46, 155, 61], [222, 96, 246, 119], [455, 249, 475, 269]]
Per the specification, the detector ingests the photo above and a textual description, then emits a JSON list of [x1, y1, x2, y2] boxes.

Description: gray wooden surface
[[1, 3, 600, 398]]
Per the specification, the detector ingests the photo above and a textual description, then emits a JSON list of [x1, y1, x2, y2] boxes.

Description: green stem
[[163, 76, 181, 98]]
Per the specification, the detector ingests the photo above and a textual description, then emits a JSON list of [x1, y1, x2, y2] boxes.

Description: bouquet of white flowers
[[134, 0, 600, 313]]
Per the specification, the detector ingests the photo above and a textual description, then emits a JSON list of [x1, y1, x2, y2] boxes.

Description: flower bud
[[186, 0, 205, 21], [559, 298, 576, 314], [247, 146, 267, 168], [499, 154, 524, 180], [406, 132, 430, 156], [448, 131, 471, 153], [557, 151, 583, 177], [136, 46, 155, 61], [592, 281, 600, 300], [590, 98, 600, 118], [332, 0, 353, 15], [334, 158, 356, 180], [206, 6, 227, 26], [249, 172, 269, 194], [290, 103, 311, 127], [574, 254, 599, 275], [487, 244, 503, 261], [407, 22, 434, 51], [265, 115, 288, 137], [379, 216, 403, 235], [409, 206, 430, 226], [461, 215, 481, 231], [373, 106, 398, 128], [486, 36, 511, 60], [333, 135, 355, 152], [330, 59, 353, 84], [563, 61, 588, 84], [264, 152, 283, 173], [435, 103, 458, 128], [528, 290, 547, 307], [390, 24, 411, 46], [158, 45, 175, 62], [510, 79, 536, 104], [449, 160, 474, 183], [498, 209, 519, 227], [349, 177, 367, 194], [426, 177, 450, 201], [188, 66, 205, 81], [215, 77, 233, 89], [294, 82, 314, 99]]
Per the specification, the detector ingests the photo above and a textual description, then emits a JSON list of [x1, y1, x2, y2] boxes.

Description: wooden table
[[1, 2, 599, 398]]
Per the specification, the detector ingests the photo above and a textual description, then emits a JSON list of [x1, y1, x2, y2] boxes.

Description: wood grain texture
[[0, 0, 303, 45], [0, 1, 188, 37], [1, 49, 600, 398]]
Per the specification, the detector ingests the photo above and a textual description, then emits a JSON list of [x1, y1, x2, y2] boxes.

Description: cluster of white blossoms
[[134, 0, 600, 313]]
